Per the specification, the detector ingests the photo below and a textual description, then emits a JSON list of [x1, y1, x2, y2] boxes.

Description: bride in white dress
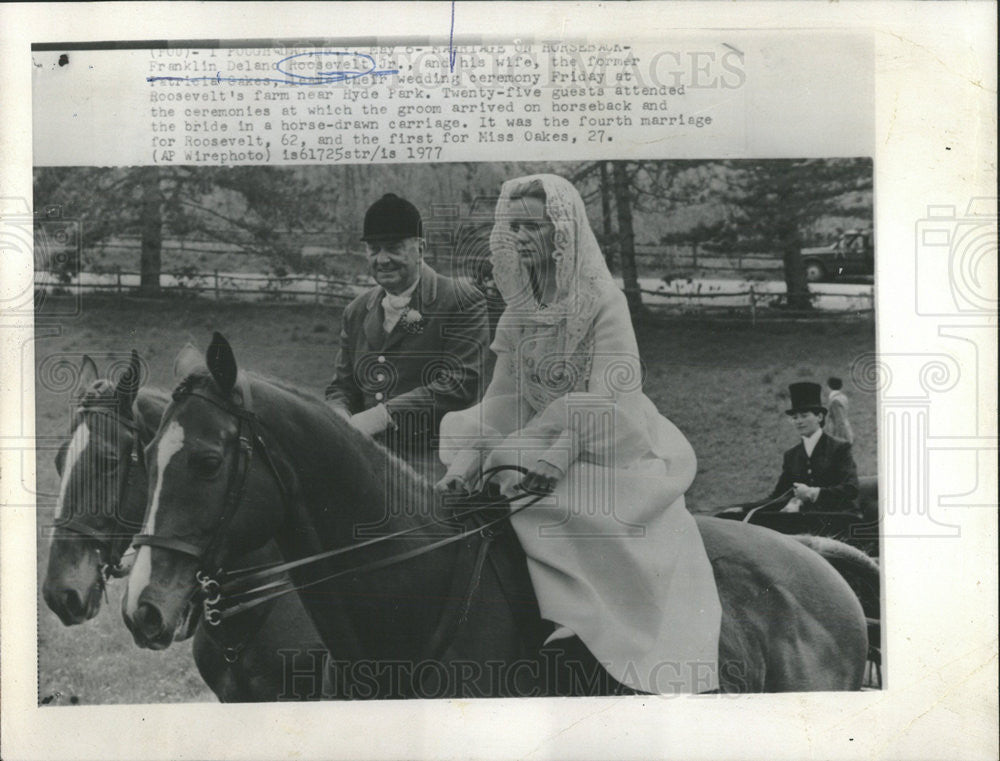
[[435, 174, 721, 694]]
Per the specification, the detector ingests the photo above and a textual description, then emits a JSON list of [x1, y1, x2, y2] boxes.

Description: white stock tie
[[382, 287, 416, 333]]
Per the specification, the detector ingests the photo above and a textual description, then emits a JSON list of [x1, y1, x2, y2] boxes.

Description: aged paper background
[[2, 2, 997, 759]]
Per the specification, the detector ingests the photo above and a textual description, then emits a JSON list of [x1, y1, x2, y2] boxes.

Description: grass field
[[33, 294, 877, 705]]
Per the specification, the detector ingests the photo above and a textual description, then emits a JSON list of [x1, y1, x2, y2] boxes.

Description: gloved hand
[[434, 449, 482, 495], [792, 482, 821, 502], [517, 459, 564, 495], [780, 497, 803, 513], [349, 404, 393, 437]]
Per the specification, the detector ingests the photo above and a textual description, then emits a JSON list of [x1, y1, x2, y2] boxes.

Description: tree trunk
[[611, 161, 644, 315], [139, 166, 163, 294], [599, 162, 614, 270], [781, 227, 811, 310]]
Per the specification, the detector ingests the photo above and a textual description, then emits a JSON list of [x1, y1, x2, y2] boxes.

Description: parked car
[[800, 229, 874, 282]]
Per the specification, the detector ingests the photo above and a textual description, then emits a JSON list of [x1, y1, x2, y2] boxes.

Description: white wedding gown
[[440, 288, 722, 694]]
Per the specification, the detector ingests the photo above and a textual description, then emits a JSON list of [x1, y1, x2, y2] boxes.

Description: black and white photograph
[[2, 4, 996, 760], [32, 159, 879, 704]]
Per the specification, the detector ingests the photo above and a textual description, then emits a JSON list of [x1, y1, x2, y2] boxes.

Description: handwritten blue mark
[[449, 1, 456, 72], [147, 51, 397, 86]]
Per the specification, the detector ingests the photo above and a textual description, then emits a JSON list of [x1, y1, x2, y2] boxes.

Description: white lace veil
[[489, 173, 616, 357]]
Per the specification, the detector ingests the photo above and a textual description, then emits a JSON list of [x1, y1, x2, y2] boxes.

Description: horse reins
[[740, 490, 795, 522], [131, 383, 543, 635], [208, 471, 543, 625]]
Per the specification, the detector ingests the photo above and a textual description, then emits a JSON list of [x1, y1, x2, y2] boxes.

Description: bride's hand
[[434, 474, 471, 495], [434, 449, 481, 495], [516, 460, 564, 495]]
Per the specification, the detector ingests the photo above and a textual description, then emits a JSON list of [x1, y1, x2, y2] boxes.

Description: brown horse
[[42, 354, 326, 702], [123, 334, 869, 696]]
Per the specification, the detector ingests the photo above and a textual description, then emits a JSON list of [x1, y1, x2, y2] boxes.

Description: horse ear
[[173, 343, 202, 380], [75, 355, 99, 397], [206, 332, 238, 396], [115, 350, 142, 417]]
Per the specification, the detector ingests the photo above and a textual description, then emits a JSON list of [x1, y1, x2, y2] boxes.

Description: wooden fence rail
[[35, 267, 875, 322]]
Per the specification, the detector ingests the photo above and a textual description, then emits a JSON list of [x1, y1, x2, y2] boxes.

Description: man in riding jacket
[[718, 381, 860, 521], [325, 193, 490, 482]]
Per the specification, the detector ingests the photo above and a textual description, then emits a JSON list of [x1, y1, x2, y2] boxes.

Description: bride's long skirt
[[488, 449, 722, 694]]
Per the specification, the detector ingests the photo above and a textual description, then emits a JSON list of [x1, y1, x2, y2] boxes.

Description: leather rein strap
[[741, 489, 795, 522], [128, 382, 542, 631], [209, 481, 543, 624]]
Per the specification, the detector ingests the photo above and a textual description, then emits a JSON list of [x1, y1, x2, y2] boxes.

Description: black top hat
[[362, 193, 422, 242], [785, 382, 827, 415]]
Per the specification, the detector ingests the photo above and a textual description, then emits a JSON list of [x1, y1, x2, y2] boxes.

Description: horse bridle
[[131, 383, 291, 577], [131, 382, 543, 631], [52, 404, 145, 585]]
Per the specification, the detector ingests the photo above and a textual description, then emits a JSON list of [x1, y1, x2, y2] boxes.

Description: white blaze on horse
[[44, 354, 148, 625], [42, 353, 324, 702], [123, 333, 871, 695]]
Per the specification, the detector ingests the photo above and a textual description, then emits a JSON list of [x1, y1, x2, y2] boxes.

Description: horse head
[[42, 351, 158, 625], [123, 334, 293, 649]]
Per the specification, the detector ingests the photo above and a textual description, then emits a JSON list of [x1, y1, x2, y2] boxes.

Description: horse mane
[[174, 370, 430, 506], [141, 386, 171, 405]]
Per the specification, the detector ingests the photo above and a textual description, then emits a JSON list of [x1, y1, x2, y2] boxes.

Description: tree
[[139, 166, 163, 293], [719, 159, 873, 310], [33, 166, 328, 293], [569, 160, 648, 315], [611, 161, 644, 315]]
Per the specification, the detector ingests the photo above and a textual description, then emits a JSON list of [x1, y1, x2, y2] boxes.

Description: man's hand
[[792, 482, 820, 502], [517, 460, 564, 495], [349, 404, 392, 437], [780, 497, 803, 513], [434, 474, 470, 495]]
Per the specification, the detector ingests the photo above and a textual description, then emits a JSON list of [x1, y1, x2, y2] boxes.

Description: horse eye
[[192, 454, 223, 478]]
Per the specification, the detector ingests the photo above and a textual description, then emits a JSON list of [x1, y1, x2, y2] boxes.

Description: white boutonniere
[[399, 307, 426, 334]]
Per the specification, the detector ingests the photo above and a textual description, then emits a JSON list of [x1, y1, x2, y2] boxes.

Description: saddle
[[435, 484, 552, 655]]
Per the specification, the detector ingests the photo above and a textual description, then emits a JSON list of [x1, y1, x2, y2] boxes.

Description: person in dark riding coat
[[718, 381, 860, 521], [770, 382, 860, 514], [325, 193, 490, 481]]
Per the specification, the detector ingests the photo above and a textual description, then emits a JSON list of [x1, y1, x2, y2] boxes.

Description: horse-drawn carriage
[[736, 476, 879, 558]]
